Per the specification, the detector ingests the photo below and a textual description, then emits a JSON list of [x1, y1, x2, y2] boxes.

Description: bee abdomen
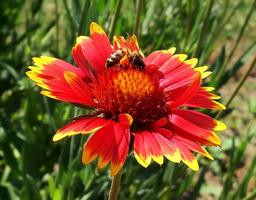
[[106, 49, 127, 68], [129, 54, 145, 70]]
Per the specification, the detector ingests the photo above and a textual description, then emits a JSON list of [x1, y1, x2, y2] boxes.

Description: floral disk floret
[[26, 22, 226, 176]]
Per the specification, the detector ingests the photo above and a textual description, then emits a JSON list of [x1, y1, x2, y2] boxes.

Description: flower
[[26, 22, 226, 176]]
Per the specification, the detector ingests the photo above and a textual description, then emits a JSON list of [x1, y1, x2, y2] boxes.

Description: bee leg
[[120, 55, 129, 66]]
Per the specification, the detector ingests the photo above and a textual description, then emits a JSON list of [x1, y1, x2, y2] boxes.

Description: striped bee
[[106, 48, 145, 70]]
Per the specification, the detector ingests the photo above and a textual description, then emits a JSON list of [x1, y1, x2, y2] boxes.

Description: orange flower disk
[[26, 22, 226, 176]]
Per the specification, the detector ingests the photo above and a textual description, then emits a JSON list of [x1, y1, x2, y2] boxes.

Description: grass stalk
[[214, 0, 256, 84], [42, 97, 56, 130], [216, 55, 256, 119], [194, 0, 214, 58], [62, 0, 76, 31], [202, 0, 240, 62], [69, 107, 79, 164], [108, 0, 123, 39], [54, 0, 59, 55], [133, 0, 143, 37], [78, 0, 90, 35]]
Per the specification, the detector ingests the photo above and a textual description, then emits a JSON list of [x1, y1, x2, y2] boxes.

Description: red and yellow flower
[[26, 22, 226, 176]]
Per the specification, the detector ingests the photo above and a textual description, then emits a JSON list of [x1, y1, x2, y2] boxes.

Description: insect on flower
[[26, 22, 227, 176], [106, 48, 145, 70]]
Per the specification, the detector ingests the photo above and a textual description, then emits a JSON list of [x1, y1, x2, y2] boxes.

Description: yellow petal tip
[[167, 47, 176, 54], [208, 132, 222, 146], [53, 133, 66, 142], [152, 155, 164, 165], [76, 36, 88, 44], [214, 120, 227, 131], [174, 54, 188, 61], [90, 22, 105, 35], [183, 158, 199, 171], [184, 58, 198, 67], [134, 153, 151, 168], [165, 150, 181, 163]]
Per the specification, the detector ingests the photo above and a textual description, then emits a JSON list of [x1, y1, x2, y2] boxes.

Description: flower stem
[[216, 55, 256, 119], [108, 170, 122, 200]]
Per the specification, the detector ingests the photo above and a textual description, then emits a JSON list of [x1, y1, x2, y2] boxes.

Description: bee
[[106, 48, 145, 70]]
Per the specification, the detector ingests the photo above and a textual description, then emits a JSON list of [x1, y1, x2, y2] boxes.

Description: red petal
[[72, 37, 95, 80], [76, 36, 108, 72], [167, 125, 216, 146], [152, 117, 168, 128], [171, 109, 225, 131], [168, 113, 221, 146], [158, 54, 187, 74], [72, 23, 112, 75], [134, 130, 181, 167], [26, 56, 95, 106], [118, 113, 133, 128], [63, 71, 95, 104], [53, 117, 111, 141], [184, 94, 226, 110], [173, 139, 199, 171], [82, 118, 131, 176], [167, 73, 201, 108], [113, 35, 140, 52], [173, 135, 213, 160], [90, 22, 113, 64], [160, 64, 196, 90], [144, 49, 175, 67]]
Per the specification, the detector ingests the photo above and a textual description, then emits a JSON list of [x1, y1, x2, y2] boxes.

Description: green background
[[0, 0, 256, 199]]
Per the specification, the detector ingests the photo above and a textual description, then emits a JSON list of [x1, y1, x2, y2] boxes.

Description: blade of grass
[[193, 0, 214, 58], [190, 167, 207, 200], [242, 189, 256, 200], [43, 97, 56, 131], [202, 0, 241, 62], [78, 0, 90, 35], [219, 40, 256, 87], [133, 0, 143, 37], [54, 0, 59, 56], [108, 0, 123, 39], [62, 0, 77, 34], [214, 0, 256, 85], [216, 55, 256, 119], [219, 137, 236, 200], [230, 156, 256, 200]]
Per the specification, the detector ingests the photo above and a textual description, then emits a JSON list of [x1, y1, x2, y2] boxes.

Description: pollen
[[92, 69, 167, 123]]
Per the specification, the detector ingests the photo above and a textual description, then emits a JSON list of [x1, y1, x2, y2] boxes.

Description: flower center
[[92, 69, 167, 124]]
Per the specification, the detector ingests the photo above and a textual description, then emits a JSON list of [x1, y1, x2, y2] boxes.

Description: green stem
[[62, 0, 76, 32], [69, 107, 79, 164], [214, 0, 256, 84], [133, 0, 143, 37], [183, 0, 193, 49], [194, 0, 214, 58], [108, 170, 122, 200], [216, 55, 256, 119], [202, 0, 240, 62], [42, 97, 56, 130], [54, 0, 59, 55], [78, 0, 90, 35], [242, 188, 256, 200], [108, 0, 123, 39]]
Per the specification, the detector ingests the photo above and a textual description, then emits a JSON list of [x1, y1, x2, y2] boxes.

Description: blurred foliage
[[0, 0, 256, 199]]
